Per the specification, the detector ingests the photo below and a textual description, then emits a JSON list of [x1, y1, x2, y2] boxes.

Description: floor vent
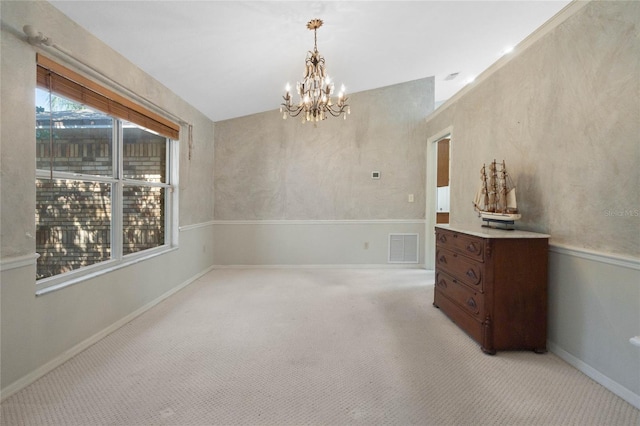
[[388, 233, 419, 263]]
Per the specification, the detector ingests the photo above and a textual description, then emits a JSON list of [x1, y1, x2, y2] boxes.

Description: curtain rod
[[23, 25, 189, 128]]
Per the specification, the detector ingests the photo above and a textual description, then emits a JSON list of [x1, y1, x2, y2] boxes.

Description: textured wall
[[423, 0, 640, 406], [214, 78, 434, 220], [425, 1, 639, 257], [1, 1, 215, 393], [0, 1, 215, 260]]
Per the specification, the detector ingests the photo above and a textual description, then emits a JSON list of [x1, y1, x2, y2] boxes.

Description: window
[[35, 55, 179, 292]]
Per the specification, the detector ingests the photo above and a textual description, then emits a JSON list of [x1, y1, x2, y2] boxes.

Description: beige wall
[[426, 1, 639, 257], [1, 1, 215, 394], [212, 79, 433, 267], [424, 0, 640, 405], [214, 78, 433, 221]]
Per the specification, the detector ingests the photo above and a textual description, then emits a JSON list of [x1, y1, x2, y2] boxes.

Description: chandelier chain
[[314, 27, 317, 52]]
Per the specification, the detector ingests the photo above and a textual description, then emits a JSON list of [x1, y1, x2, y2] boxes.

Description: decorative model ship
[[473, 160, 521, 229]]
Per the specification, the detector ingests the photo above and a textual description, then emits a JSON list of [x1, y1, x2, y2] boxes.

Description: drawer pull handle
[[466, 269, 478, 280], [466, 243, 478, 253], [437, 279, 447, 288], [438, 235, 447, 243], [467, 298, 477, 309], [438, 255, 447, 264]]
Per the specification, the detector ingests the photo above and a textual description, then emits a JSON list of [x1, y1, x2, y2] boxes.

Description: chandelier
[[280, 19, 350, 123]]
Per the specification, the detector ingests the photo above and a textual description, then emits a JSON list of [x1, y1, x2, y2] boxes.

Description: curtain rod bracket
[[23, 25, 54, 47]]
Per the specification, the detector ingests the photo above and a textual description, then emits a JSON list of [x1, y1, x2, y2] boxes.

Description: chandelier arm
[[325, 107, 348, 117], [281, 103, 306, 117]]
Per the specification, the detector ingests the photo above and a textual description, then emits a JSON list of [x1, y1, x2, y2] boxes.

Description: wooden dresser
[[433, 225, 549, 354]]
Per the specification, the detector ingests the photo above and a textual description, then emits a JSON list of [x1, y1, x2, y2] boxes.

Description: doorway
[[436, 138, 450, 224], [425, 127, 452, 269]]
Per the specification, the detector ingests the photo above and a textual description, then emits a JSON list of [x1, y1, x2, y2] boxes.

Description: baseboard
[[212, 264, 427, 270], [548, 341, 640, 410], [0, 264, 215, 402]]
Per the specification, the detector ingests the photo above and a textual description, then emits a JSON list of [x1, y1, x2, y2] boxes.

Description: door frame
[[425, 126, 453, 269]]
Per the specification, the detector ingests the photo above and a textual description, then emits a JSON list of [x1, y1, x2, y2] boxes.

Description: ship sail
[[473, 160, 521, 227], [473, 186, 484, 210], [506, 187, 517, 211], [473, 165, 487, 212]]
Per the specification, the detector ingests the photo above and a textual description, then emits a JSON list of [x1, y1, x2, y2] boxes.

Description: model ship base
[[479, 212, 522, 230]]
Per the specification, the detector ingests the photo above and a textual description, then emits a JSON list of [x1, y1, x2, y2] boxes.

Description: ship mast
[[488, 160, 497, 212], [481, 165, 488, 209], [498, 160, 507, 213]]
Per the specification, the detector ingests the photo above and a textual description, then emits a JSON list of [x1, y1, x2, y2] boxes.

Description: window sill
[[35, 246, 179, 296]]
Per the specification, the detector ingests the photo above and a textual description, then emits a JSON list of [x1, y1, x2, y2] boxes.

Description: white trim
[[427, 0, 590, 123], [549, 244, 640, 271], [548, 341, 640, 410], [211, 219, 426, 226], [425, 126, 453, 269], [211, 264, 426, 270], [1, 264, 215, 402], [179, 220, 216, 232], [36, 247, 178, 296], [0, 253, 40, 272], [170, 140, 180, 246], [35, 169, 119, 184], [112, 120, 124, 261]]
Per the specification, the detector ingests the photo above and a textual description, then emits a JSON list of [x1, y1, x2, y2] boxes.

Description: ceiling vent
[[388, 233, 419, 264]]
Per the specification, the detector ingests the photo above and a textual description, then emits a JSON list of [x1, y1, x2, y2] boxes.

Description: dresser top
[[436, 224, 550, 239]]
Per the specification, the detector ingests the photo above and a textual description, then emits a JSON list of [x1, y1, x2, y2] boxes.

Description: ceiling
[[49, 1, 571, 123]]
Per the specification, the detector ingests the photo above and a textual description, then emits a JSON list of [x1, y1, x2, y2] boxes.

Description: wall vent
[[388, 233, 419, 263]]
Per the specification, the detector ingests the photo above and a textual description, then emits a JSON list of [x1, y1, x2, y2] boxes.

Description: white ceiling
[[49, 1, 571, 123]]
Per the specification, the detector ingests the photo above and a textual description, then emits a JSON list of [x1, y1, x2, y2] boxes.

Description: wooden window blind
[[36, 54, 180, 140]]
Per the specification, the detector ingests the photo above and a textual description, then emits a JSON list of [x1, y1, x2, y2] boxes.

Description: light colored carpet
[[2, 268, 638, 425]]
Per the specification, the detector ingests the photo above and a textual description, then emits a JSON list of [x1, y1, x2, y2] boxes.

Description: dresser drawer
[[436, 229, 484, 261], [433, 290, 484, 344], [435, 270, 484, 319], [436, 248, 483, 290]]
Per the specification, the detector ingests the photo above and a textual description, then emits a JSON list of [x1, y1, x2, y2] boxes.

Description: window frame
[[35, 60, 180, 296]]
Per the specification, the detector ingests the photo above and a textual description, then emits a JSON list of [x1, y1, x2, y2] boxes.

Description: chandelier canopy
[[280, 19, 350, 123]]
